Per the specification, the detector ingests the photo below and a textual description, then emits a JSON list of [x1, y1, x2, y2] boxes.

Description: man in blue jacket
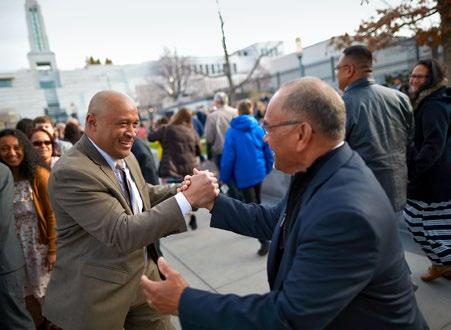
[[141, 77, 427, 329]]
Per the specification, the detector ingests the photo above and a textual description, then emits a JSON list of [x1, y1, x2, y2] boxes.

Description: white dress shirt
[[88, 137, 192, 216]]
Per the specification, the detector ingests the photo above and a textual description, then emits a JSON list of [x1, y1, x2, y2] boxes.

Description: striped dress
[[404, 84, 451, 266], [404, 200, 451, 265]]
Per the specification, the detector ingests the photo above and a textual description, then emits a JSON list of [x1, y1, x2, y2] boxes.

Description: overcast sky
[[1, 0, 413, 72]]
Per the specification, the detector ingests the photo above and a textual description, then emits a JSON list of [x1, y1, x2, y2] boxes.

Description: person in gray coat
[[0, 163, 34, 330], [336, 45, 414, 213]]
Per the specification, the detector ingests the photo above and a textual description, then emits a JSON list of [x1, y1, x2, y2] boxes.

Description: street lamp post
[[295, 37, 305, 77]]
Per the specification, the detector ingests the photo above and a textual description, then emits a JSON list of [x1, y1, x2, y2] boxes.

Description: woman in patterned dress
[[0, 129, 57, 328]]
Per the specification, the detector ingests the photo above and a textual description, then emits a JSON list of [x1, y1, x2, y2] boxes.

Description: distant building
[[0, 1, 441, 127], [25, 0, 64, 121]]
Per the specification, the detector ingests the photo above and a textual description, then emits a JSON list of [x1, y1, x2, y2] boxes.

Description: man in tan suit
[[43, 90, 218, 330]]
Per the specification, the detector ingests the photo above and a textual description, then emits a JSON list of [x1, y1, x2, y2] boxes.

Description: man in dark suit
[[141, 78, 428, 329], [0, 163, 34, 329]]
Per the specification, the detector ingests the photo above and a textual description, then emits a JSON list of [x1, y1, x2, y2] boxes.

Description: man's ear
[[295, 123, 313, 153], [86, 113, 96, 129], [348, 64, 356, 78]]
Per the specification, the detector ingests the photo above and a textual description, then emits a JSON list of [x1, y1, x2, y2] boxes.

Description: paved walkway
[[160, 169, 451, 330]]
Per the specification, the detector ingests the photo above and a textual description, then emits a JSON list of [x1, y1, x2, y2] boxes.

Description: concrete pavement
[[160, 169, 451, 330]]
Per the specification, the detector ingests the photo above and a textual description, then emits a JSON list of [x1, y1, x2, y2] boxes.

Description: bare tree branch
[[153, 47, 194, 101], [235, 41, 283, 90]]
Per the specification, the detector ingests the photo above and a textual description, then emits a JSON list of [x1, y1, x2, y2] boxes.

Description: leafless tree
[[153, 47, 194, 102], [215, 0, 282, 102]]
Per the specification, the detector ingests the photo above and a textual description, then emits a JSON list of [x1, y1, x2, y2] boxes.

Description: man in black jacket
[[337, 45, 414, 213], [131, 138, 159, 186]]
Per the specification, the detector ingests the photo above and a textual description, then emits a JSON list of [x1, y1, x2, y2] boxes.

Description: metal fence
[[237, 38, 441, 94]]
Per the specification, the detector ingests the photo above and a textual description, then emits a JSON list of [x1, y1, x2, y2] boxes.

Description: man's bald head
[[277, 77, 346, 141], [88, 90, 134, 118], [85, 90, 139, 159]]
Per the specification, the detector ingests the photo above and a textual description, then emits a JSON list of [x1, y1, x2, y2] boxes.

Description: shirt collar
[[344, 76, 375, 93], [88, 137, 119, 171], [333, 141, 344, 150]]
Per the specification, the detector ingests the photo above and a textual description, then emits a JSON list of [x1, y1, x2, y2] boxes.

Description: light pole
[[295, 37, 305, 77]]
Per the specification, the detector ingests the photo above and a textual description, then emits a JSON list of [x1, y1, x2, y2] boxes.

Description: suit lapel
[[268, 144, 354, 290], [78, 135, 133, 214], [124, 156, 150, 211], [267, 201, 287, 289]]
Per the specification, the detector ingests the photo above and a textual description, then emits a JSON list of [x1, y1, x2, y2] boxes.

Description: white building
[[0, 1, 285, 124], [0, 0, 438, 128]]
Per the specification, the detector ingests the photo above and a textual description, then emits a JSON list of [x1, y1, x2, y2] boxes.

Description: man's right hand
[[182, 169, 219, 210]]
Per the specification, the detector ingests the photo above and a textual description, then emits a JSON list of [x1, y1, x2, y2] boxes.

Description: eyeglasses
[[262, 119, 304, 135], [32, 140, 52, 147], [335, 64, 350, 71], [409, 74, 428, 80]]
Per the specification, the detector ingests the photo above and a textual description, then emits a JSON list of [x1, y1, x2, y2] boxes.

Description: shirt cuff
[[175, 192, 192, 216]]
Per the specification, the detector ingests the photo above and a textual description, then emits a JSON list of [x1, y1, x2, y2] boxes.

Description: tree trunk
[[216, 0, 236, 104]]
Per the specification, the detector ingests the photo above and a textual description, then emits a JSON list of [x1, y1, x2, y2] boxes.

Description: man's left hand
[[141, 257, 188, 315]]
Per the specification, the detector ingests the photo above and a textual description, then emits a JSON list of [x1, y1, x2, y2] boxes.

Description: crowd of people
[[1, 116, 84, 329], [0, 44, 449, 330]]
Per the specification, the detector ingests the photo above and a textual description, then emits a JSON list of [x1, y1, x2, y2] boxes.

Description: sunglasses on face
[[32, 140, 52, 147]]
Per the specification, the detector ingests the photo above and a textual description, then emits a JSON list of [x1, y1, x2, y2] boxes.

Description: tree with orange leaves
[[332, 0, 450, 78]]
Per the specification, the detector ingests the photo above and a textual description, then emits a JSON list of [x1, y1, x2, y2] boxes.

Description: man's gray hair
[[281, 77, 346, 140], [213, 92, 229, 106]]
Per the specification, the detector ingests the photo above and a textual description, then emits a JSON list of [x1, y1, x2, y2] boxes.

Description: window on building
[[233, 63, 237, 73], [0, 78, 13, 88], [199, 65, 203, 73], [205, 64, 209, 75], [39, 81, 55, 89], [29, 8, 45, 52], [211, 64, 215, 74], [36, 62, 52, 71]]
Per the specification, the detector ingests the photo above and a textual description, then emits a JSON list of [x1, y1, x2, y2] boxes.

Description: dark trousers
[[0, 267, 34, 330], [240, 183, 268, 247], [240, 184, 262, 204], [214, 153, 242, 200]]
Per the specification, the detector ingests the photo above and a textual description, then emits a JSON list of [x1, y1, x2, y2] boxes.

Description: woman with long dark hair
[[404, 59, 451, 281], [0, 129, 57, 327]]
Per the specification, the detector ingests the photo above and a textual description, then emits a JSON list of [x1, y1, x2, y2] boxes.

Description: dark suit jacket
[[0, 163, 24, 274], [179, 144, 427, 329], [132, 138, 159, 185], [43, 135, 187, 330]]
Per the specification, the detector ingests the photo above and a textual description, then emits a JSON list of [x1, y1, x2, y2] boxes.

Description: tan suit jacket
[[43, 135, 187, 330]]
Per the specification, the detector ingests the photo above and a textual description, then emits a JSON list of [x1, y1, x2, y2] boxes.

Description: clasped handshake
[[178, 168, 220, 210]]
